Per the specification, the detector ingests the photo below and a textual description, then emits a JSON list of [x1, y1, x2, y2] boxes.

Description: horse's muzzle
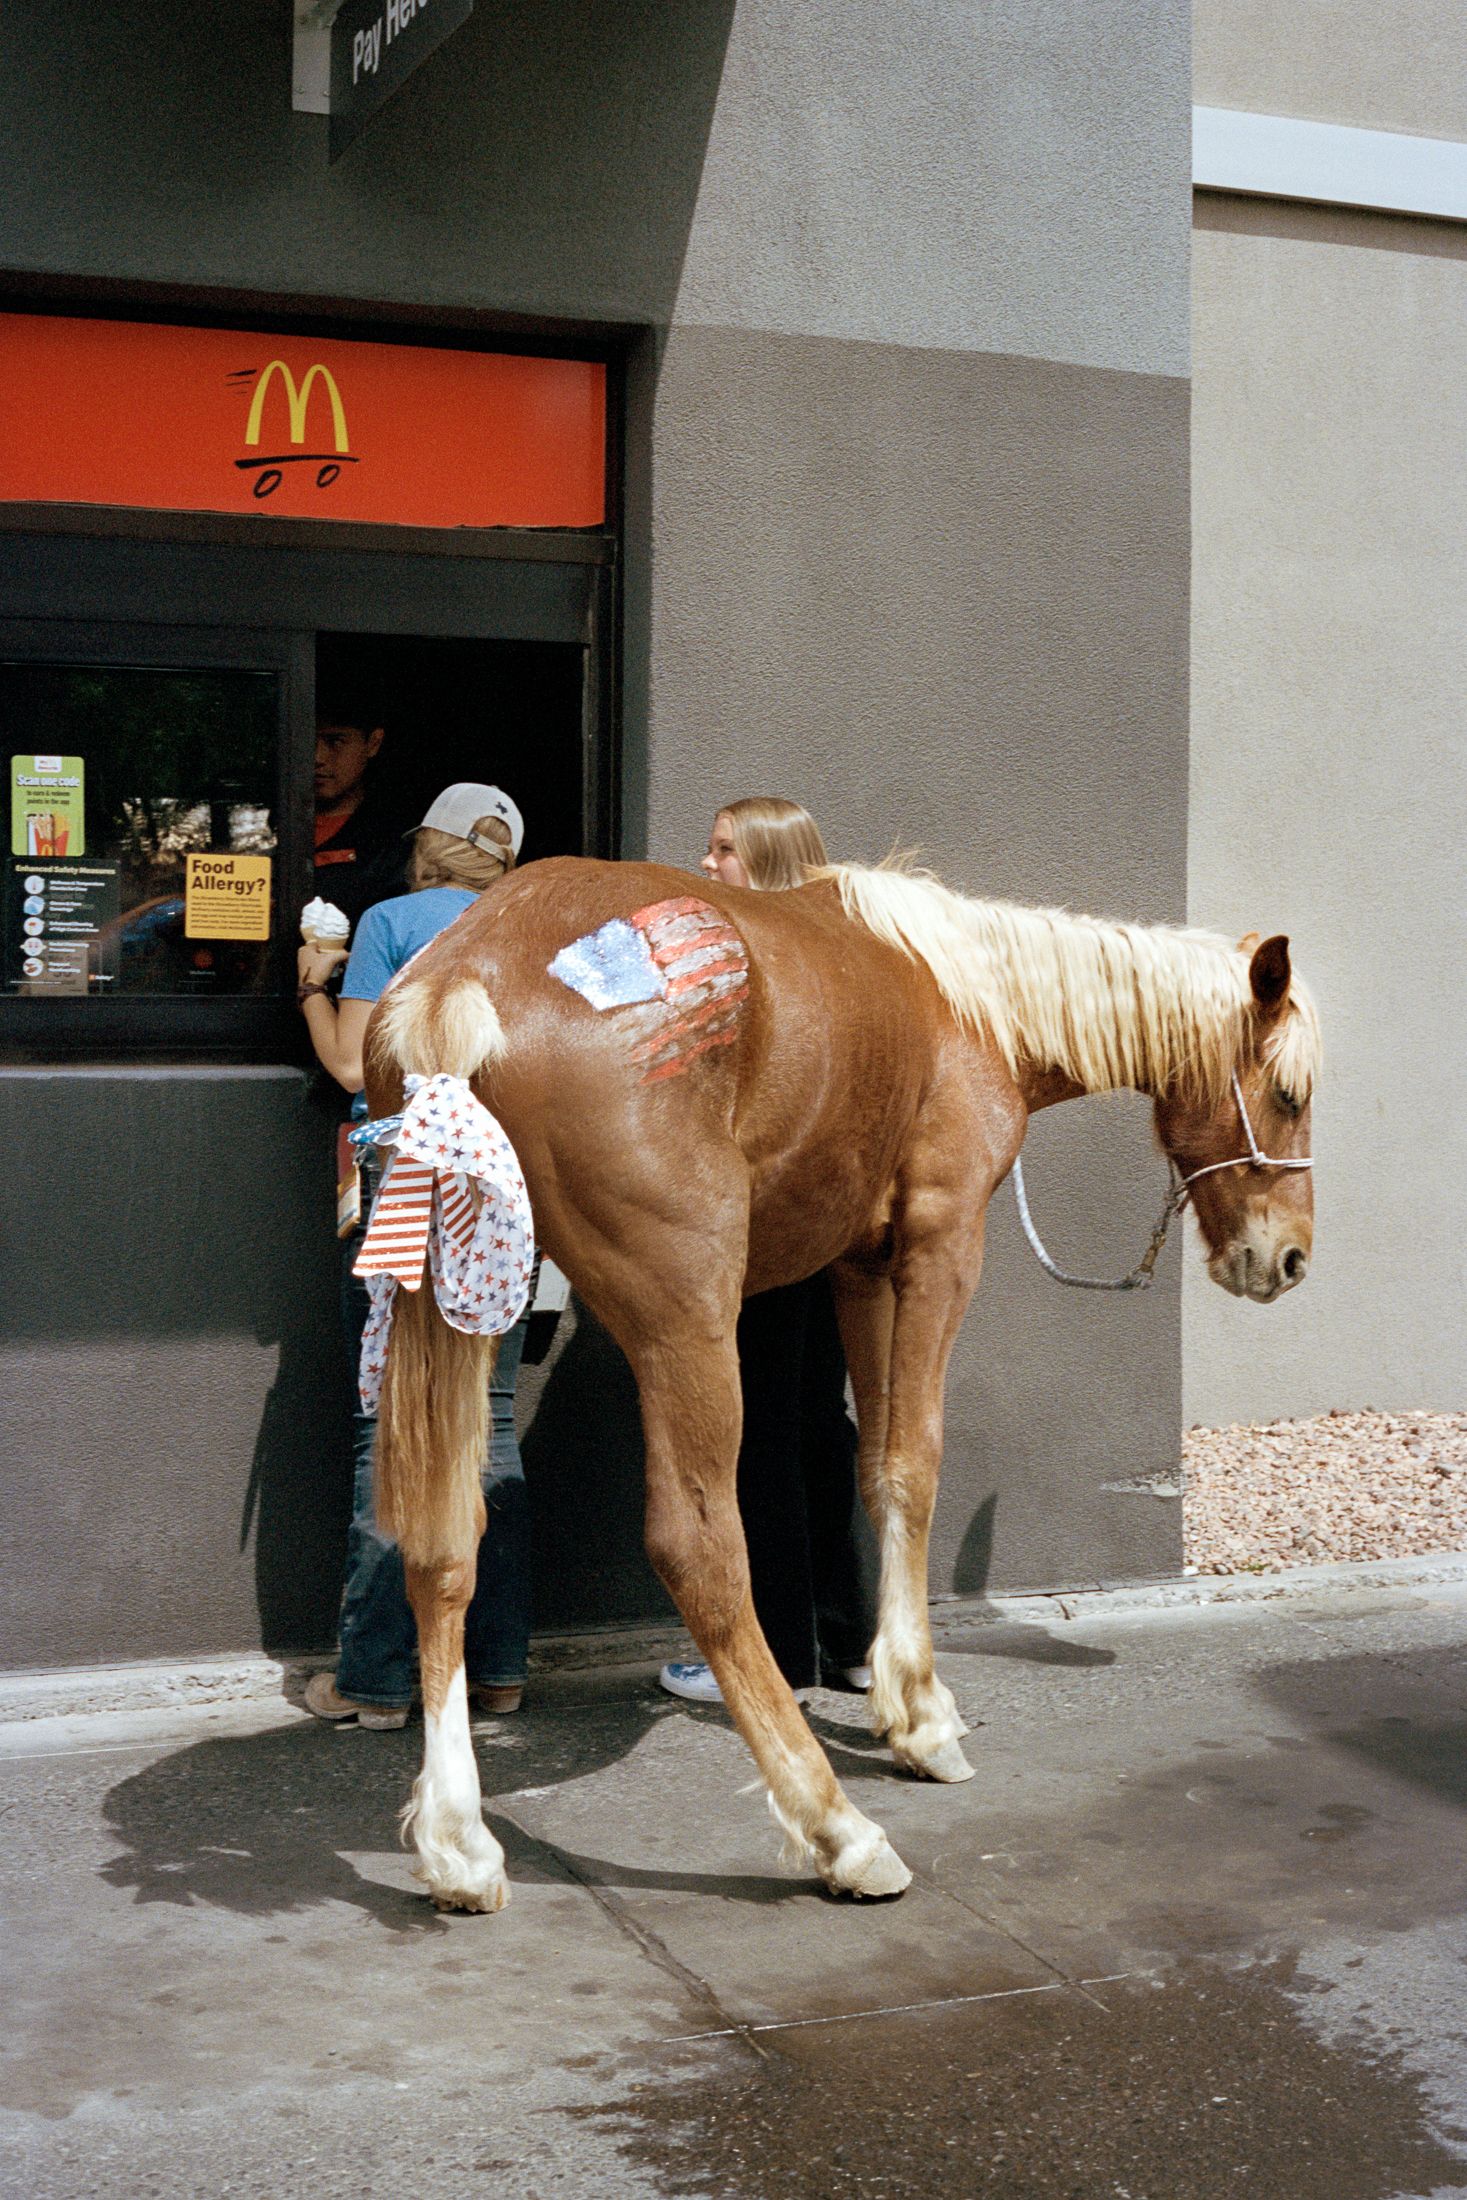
[[1209, 1240, 1309, 1302]]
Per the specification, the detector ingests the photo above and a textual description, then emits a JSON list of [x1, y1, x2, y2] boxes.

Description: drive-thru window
[[0, 308, 616, 1061], [0, 305, 618, 1671]]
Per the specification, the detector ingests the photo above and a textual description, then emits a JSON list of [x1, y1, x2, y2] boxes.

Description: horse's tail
[[376, 1285, 495, 1567], [369, 970, 509, 1567], [372, 969, 508, 1083]]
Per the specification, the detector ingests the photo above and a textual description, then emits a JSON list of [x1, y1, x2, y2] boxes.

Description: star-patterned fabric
[[353, 1073, 535, 1414]]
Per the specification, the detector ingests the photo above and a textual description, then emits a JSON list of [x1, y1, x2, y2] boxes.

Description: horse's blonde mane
[[824, 864, 1320, 1105]]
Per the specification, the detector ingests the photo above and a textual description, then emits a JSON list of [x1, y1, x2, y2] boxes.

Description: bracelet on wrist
[[297, 981, 333, 1004]]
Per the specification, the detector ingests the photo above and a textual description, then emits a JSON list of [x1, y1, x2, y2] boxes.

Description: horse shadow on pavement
[[98, 1680, 817, 1935], [934, 1614, 1118, 1667], [96, 1615, 1123, 1934]]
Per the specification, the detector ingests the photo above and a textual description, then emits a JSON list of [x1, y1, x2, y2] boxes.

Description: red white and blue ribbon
[[352, 1073, 535, 1414]]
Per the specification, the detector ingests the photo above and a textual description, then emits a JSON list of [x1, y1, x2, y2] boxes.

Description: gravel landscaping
[[1183, 1408, 1467, 1575]]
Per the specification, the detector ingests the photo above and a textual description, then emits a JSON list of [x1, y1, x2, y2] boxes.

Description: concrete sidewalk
[[3, 1573, 1466, 2198]]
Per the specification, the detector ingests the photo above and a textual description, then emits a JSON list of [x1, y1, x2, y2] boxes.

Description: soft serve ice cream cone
[[301, 897, 351, 952]]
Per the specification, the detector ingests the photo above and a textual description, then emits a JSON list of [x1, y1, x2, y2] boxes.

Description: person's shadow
[[239, 1075, 357, 1654]]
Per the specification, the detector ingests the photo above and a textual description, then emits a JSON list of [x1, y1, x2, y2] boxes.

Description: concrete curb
[[972, 1548, 1467, 1626], [2, 1552, 1464, 1724]]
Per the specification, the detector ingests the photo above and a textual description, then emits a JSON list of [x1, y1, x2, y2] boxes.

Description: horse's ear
[[1236, 930, 1261, 955], [1249, 934, 1291, 1016]]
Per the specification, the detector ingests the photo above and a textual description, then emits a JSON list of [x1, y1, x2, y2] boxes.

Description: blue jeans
[[336, 1228, 531, 1708]]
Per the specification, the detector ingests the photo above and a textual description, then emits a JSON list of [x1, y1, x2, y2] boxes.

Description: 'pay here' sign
[[329, 0, 473, 160], [185, 854, 273, 941]]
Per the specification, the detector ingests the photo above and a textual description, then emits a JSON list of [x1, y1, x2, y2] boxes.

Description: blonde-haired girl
[[702, 795, 829, 892], [661, 799, 878, 1705]]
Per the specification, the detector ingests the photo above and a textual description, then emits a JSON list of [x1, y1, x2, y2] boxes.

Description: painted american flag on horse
[[548, 894, 750, 1083], [629, 896, 749, 1081]]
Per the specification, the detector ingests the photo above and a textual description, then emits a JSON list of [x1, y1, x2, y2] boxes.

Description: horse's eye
[[1273, 1086, 1302, 1119]]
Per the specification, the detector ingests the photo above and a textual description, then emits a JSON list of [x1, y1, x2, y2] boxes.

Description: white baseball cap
[[414, 783, 524, 858]]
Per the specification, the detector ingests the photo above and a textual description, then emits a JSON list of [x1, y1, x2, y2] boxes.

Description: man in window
[[314, 683, 408, 926]]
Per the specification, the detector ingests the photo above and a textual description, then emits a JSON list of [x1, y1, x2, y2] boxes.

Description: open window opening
[[312, 632, 587, 934]]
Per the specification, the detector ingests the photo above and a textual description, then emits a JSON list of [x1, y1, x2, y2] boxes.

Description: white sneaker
[[659, 1660, 724, 1703], [658, 1660, 812, 1705]]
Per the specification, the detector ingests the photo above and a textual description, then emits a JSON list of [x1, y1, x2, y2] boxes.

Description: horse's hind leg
[[835, 1258, 976, 1785], [633, 1328, 911, 1899], [376, 1286, 508, 1913], [403, 1548, 509, 1911]]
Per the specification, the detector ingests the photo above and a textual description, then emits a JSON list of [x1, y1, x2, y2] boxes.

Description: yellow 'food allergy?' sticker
[[184, 853, 273, 940]]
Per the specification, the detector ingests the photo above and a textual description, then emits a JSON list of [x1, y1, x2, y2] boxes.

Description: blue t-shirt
[[340, 888, 476, 1004]]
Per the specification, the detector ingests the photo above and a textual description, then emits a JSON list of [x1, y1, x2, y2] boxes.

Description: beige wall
[[1186, 198, 1467, 1426], [1195, 1, 1467, 139]]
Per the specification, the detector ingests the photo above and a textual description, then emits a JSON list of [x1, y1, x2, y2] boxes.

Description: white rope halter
[[1010, 1072, 1313, 1292]]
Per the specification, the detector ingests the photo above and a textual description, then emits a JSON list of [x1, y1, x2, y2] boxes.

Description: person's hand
[[298, 942, 348, 988]]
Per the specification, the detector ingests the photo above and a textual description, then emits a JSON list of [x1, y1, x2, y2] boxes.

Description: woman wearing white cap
[[296, 782, 525, 1097], [296, 784, 531, 1730]]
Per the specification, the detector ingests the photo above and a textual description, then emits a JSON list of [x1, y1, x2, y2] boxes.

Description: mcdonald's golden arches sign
[[0, 314, 606, 529]]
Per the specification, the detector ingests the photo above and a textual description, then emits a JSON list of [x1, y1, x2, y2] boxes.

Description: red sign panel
[[0, 314, 606, 530]]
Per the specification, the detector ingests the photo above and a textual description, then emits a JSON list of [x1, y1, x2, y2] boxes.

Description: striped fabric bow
[[353, 1073, 535, 1414]]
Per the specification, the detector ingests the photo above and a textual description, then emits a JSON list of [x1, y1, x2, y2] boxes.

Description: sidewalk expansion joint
[[912, 1863, 1111, 2011], [494, 1800, 773, 2063], [657, 1972, 1145, 2047]]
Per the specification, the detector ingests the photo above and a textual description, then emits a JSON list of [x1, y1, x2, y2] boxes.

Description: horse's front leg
[[403, 1546, 509, 1913], [839, 1243, 983, 1785], [636, 1331, 911, 1901]]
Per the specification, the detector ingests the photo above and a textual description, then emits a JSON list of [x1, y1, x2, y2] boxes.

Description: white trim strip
[[1194, 106, 1467, 222]]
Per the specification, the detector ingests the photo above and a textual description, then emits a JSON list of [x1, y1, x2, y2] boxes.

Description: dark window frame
[[0, 618, 312, 1063], [0, 291, 625, 1063]]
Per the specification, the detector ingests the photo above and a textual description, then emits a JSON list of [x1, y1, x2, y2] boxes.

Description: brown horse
[[361, 858, 1319, 1912]]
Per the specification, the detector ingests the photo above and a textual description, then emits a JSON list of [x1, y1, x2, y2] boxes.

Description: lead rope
[[1010, 1071, 1313, 1293], [1009, 1153, 1185, 1292]]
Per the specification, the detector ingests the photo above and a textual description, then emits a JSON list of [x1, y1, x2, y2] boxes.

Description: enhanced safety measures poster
[[6, 858, 119, 993]]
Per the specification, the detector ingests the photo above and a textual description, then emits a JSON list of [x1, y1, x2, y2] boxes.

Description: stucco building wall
[[1185, 14, 1467, 1427], [640, 0, 1192, 1595], [1194, 0, 1467, 142], [0, 0, 1193, 1670]]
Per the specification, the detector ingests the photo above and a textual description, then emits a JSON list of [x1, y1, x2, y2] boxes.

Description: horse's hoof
[[914, 1738, 975, 1783], [428, 1873, 510, 1915], [823, 1829, 913, 1901], [890, 1732, 975, 1783], [845, 1838, 913, 1900]]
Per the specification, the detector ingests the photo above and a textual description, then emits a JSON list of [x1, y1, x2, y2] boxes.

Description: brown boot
[[303, 1671, 409, 1730], [470, 1683, 523, 1716]]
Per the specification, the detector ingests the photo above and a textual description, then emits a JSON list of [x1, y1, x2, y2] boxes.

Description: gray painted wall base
[[8, 1552, 1465, 1727]]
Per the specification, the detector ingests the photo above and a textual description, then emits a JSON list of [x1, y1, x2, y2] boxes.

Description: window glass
[[3, 663, 278, 999]]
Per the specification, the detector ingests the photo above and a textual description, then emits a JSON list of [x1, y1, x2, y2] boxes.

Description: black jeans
[[735, 1274, 880, 1691]]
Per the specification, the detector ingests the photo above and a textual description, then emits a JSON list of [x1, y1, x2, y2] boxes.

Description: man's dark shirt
[[313, 786, 409, 929]]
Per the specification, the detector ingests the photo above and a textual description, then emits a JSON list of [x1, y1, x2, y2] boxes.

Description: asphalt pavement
[[3, 1571, 1466, 2198]]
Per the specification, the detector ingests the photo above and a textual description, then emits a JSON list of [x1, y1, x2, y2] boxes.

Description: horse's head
[[1154, 935, 1316, 1304]]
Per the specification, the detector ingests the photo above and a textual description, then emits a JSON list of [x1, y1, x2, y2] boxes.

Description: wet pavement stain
[[585, 1963, 1467, 2199], [1300, 1802, 1374, 1844]]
